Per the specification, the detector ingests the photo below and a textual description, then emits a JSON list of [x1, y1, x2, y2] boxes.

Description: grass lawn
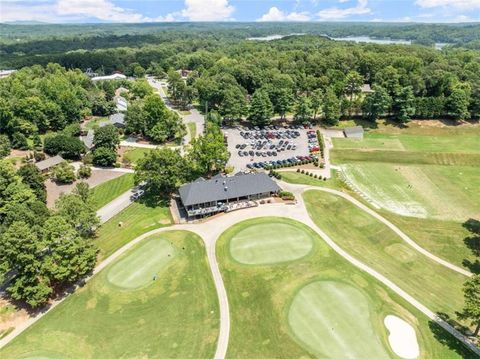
[[331, 122, 480, 166], [0, 231, 219, 359], [282, 170, 478, 271], [122, 148, 153, 166], [303, 190, 466, 323], [95, 201, 172, 261], [187, 122, 196, 141], [84, 116, 109, 130], [91, 173, 135, 210], [216, 217, 474, 358], [340, 163, 480, 221]]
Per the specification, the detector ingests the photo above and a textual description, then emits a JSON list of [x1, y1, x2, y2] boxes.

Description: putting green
[[288, 281, 389, 358], [106, 237, 175, 289], [229, 220, 314, 265]]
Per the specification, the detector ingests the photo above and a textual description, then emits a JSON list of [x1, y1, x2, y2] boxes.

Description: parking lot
[[225, 125, 320, 171]]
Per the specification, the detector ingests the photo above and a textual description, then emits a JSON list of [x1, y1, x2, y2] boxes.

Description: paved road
[[146, 76, 204, 143], [96, 188, 138, 224], [2, 183, 478, 356]]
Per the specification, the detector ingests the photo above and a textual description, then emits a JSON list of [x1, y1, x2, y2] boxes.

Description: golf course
[[0, 231, 219, 359], [216, 217, 473, 358]]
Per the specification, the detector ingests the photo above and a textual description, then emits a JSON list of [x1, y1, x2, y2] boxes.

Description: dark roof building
[[178, 172, 281, 218], [343, 126, 364, 139], [102, 113, 125, 129]]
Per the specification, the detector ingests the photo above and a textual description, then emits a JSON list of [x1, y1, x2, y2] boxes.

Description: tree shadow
[[428, 313, 478, 358], [462, 218, 480, 273], [384, 118, 408, 129]]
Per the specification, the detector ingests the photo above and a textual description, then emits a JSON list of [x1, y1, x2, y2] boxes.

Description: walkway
[[1, 184, 478, 356]]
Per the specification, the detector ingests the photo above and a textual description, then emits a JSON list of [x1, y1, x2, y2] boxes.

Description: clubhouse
[[178, 172, 281, 219]]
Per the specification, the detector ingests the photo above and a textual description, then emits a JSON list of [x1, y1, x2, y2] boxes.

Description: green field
[[282, 170, 477, 270], [289, 281, 389, 358], [91, 173, 135, 210], [0, 231, 219, 359], [122, 148, 153, 165], [303, 190, 466, 322], [95, 200, 172, 260], [331, 123, 480, 166], [341, 163, 480, 221], [216, 217, 474, 358], [229, 219, 314, 264]]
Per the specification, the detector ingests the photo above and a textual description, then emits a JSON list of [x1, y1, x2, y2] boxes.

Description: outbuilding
[[178, 172, 281, 219], [35, 155, 64, 173], [343, 126, 364, 139]]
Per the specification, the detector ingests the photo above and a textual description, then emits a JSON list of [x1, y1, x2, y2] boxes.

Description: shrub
[[309, 172, 314, 177], [301, 169, 305, 174], [11, 133, 29, 150], [296, 168, 300, 173], [314, 174, 318, 178], [78, 164, 92, 179], [320, 163, 325, 169], [0, 134, 11, 158], [33, 151, 46, 162], [92, 147, 117, 167], [279, 191, 295, 201], [323, 177, 327, 181], [51, 161, 76, 184], [44, 134, 85, 160]]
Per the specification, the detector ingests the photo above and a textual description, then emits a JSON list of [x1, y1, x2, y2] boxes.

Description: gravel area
[[46, 169, 125, 208]]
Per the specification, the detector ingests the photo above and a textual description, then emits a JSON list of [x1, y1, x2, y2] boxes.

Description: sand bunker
[[384, 315, 420, 359]]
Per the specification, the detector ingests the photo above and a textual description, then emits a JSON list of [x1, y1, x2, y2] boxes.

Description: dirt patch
[[0, 299, 30, 333], [46, 169, 125, 208]]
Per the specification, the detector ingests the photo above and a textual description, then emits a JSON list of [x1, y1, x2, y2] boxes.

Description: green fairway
[[289, 281, 389, 358], [107, 239, 175, 289], [216, 217, 474, 358], [281, 170, 477, 270], [229, 219, 314, 264], [1, 231, 219, 359], [91, 173, 135, 210], [303, 190, 466, 322], [341, 163, 480, 220], [331, 123, 480, 166], [95, 200, 172, 261]]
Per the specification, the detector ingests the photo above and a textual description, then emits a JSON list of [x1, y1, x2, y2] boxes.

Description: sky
[[1, 0, 479, 24]]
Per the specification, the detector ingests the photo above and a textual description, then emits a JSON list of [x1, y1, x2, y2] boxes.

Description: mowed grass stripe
[[341, 163, 480, 220], [92, 173, 135, 210], [303, 190, 466, 321], [331, 149, 480, 166], [289, 281, 389, 358], [107, 238, 175, 289], [229, 221, 314, 265]]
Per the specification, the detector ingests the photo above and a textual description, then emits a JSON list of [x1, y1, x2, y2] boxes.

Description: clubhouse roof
[[179, 172, 281, 207]]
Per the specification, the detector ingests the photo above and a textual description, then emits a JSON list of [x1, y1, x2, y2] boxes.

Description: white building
[[91, 73, 127, 82]]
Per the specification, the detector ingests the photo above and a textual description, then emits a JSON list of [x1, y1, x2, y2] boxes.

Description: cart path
[[1, 184, 478, 357]]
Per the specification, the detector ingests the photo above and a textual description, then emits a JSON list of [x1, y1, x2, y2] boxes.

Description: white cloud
[[416, 0, 480, 9], [317, 0, 371, 19], [258, 7, 311, 22], [180, 0, 234, 21], [0, 0, 176, 23]]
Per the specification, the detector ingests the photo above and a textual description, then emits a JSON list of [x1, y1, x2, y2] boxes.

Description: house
[[80, 129, 95, 150], [360, 84, 374, 94], [343, 126, 364, 139], [0, 70, 16, 79], [35, 155, 64, 173], [91, 73, 127, 82], [178, 172, 281, 219], [101, 113, 126, 129], [116, 96, 128, 112]]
